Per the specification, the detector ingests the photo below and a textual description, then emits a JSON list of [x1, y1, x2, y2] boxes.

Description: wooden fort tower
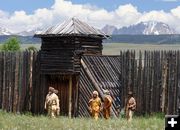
[[33, 18, 107, 116]]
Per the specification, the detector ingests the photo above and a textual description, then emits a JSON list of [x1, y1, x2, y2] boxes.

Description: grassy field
[[19, 43, 180, 55], [18, 43, 180, 59], [0, 110, 164, 130], [103, 43, 180, 55]]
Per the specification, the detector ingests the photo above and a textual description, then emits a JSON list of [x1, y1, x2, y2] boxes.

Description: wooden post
[[177, 51, 180, 115], [13, 52, 19, 112], [161, 56, 167, 113], [68, 75, 72, 118], [2, 52, 6, 110], [28, 51, 33, 111]]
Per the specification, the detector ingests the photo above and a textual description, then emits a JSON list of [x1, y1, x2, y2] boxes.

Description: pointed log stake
[[161, 59, 167, 112], [13, 53, 19, 112], [68, 75, 72, 118], [29, 51, 33, 110], [2, 52, 6, 110], [81, 59, 116, 117]]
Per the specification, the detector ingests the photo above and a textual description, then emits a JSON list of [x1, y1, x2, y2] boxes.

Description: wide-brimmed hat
[[93, 91, 98, 96], [128, 91, 133, 95], [49, 87, 55, 92]]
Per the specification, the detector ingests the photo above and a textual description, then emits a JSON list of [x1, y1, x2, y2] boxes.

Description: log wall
[[40, 36, 103, 74], [0, 50, 179, 115], [119, 51, 180, 115], [0, 51, 35, 112]]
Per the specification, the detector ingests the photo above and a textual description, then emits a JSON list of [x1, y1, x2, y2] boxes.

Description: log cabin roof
[[35, 18, 108, 39], [79, 55, 122, 117]]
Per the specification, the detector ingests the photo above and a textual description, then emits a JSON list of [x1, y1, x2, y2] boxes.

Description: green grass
[[0, 110, 164, 130]]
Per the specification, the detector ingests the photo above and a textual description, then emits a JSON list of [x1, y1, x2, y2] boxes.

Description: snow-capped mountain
[[16, 28, 43, 36], [0, 21, 177, 36], [0, 27, 12, 35], [16, 30, 36, 36], [142, 21, 176, 35], [0, 27, 42, 36], [102, 21, 176, 35], [101, 25, 117, 35]]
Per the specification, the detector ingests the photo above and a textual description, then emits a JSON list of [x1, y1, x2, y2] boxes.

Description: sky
[[0, 0, 180, 33]]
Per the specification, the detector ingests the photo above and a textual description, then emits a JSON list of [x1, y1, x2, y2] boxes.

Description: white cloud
[[114, 4, 141, 27], [0, 0, 180, 33], [139, 10, 174, 24], [171, 6, 180, 18]]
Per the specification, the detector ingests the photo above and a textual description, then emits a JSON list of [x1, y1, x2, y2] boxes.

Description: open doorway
[[47, 75, 79, 116]]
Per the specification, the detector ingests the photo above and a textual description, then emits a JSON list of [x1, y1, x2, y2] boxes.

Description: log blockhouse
[[34, 18, 110, 117], [35, 18, 107, 74]]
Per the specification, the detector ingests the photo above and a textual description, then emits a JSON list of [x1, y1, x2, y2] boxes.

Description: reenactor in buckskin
[[44, 87, 54, 116], [88, 91, 102, 120], [125, 91, 136, 122], [44, 87, 60, 118], [102, 90, 113, 119]]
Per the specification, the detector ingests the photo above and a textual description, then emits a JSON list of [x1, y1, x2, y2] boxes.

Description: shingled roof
[[35, 18, 108, 38]]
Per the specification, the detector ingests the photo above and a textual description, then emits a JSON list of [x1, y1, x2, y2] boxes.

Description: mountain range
[[0, 27, 13, 35], [101, 21, 176, 35], [0, 27, 41, 36], [0, 21, 180, 44], [0, 21, 178, 36]]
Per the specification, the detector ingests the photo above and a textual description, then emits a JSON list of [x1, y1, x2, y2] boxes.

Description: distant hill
[[0, 35, 41, 44], [102, 21, 176, 35], [0, 34, 180, 45], [104, 34, 180, 44]]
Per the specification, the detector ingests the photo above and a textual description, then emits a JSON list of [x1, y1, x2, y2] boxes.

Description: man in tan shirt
[[44, 87, 60, 118], [126, 91, 136, 122]]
